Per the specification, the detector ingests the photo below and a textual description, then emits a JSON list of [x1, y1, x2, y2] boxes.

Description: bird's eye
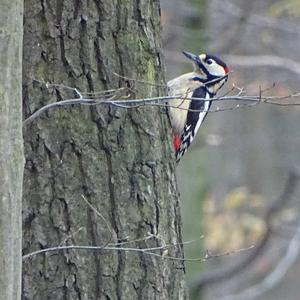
[[206, 59, 214, 65]]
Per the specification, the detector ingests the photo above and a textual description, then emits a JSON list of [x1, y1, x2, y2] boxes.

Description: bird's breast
[[167, 73, 203, 135]]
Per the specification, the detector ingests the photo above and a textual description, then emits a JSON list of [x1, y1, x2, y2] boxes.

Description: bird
[[168, 51, 229, 162]]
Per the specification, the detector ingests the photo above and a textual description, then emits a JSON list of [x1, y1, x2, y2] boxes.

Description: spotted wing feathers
[[175, 86, 211, 162]]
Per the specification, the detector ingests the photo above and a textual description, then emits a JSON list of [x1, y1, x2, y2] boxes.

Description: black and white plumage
[[168, 51, 229, 162], [175, 86, 211, 160]]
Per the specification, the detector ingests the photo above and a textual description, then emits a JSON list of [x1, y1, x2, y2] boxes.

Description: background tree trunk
[[22, 1, 187, 299], [0, 1, 24, 300]]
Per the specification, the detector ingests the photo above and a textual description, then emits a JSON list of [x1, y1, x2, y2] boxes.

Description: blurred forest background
[[161, 0, 300, 299]]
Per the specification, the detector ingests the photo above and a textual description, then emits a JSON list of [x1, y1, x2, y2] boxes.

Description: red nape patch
[[224, 65, 230, 74], [173, 135, 181, 151]]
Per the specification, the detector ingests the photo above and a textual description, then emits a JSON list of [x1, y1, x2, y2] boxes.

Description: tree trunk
[[0, 1, 24, 300], [22, 1, 187, 299]]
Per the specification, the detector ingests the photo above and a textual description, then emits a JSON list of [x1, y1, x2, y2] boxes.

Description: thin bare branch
[[23, 92, 300, 125], [58, 227, 85, 247], [22, 244, 167, 260], [189, 170, 300, 294], [33, 78, 126, 97], [22, 236, 198, 261], [23, 79, 300, 126], [81, 195, 115, 240], [223, 221, 300, 300], [23, 98, 96, 126], [22, 237, 253, 263]]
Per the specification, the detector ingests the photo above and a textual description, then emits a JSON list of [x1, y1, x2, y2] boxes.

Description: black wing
[[176, 86, 211, 161]]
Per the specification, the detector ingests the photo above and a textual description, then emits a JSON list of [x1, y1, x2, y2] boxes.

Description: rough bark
[[0, 1, 24, 299], [22, 1, 187, 299]]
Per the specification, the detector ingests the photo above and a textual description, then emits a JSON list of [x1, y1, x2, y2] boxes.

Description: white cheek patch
[[209, 64, 226, 77]]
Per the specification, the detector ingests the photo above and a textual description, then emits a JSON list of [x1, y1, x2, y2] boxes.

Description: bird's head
[[182, 51, 229, 85]]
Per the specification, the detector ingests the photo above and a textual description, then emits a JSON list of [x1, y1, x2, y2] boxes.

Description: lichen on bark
[[22, 0, 187, 299]]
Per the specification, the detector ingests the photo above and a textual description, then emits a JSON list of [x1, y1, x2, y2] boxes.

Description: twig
[[22, 237, 195, 261], [33, 79, 125, 97], [23, 98, 97, 126], [22, 234, 254, 263], [81, 195, 115, 240], [22, 244, 169, 260], [23, 91, 300, 126], [189, 170, 300, 293], [23, 78, 300, 126], [33, 79, 83, 99], [223, 221, 300, 300], [203, 245, 255, 261], [58, 227, 85, 247]]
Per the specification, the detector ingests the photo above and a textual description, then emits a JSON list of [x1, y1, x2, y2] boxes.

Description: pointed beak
[[182, 51, 200, 64], [182, 51, 206, 74]]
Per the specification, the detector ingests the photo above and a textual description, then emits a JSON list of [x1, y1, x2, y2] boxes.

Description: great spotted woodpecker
[[168, 51, 229, 162]]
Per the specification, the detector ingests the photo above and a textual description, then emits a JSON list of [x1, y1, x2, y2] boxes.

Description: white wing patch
[[194, 94, 211, 135], [167, 72, 205, 135], [176, 94, 211, 162]]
